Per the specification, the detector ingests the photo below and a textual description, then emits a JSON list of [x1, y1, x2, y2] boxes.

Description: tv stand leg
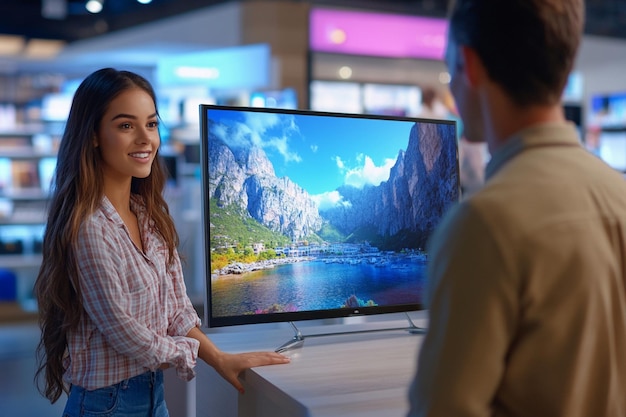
[[275, 322, 305, 353], [274, 314, 426, 353], [404, 312, 427, 334]]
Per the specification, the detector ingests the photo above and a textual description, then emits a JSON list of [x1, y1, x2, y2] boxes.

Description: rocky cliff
[[208, 120, 459, 248], [320, 122, 459, 249], [208, 123, 323, 241]]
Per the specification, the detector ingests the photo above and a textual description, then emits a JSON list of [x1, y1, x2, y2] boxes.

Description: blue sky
[[207, 108, 416, 210]]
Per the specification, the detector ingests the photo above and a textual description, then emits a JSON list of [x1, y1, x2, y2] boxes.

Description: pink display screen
[[309, 8, 448, 60]]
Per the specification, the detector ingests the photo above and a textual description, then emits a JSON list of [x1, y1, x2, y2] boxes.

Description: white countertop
[[197, 312, 428, 417]]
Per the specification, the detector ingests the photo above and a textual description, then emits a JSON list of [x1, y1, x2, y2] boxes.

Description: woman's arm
[[167, 249, 288, 391], [186, 326, 290, 393]]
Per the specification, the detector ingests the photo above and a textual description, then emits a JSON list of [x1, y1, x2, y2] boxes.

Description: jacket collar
[[486, 122, 582, 180]]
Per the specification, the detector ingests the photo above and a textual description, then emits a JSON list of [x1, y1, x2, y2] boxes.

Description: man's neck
[[487, 102, 566, 155]]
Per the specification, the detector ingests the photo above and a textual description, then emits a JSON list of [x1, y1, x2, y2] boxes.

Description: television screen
[[250, 88, 298, 109], [310, 80, 363, 114], [38, 157, 57, 195], [597, 130, 626, 172], [41, 93, 74, 122], [589, 92, 626, 129], [0, 158, 11, 194], [362, 83, 421, 117], [200, 104, 460, 327], [587, 92, 626, 171]]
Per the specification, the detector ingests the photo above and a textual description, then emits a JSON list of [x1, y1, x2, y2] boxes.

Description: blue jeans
[[62, 370, 168, 417]]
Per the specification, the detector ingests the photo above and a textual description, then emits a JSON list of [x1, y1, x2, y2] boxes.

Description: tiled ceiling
[[0, 0, 625, 42]]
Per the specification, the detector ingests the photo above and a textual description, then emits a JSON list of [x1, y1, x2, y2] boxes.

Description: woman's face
[[96, 88, 160, 186]]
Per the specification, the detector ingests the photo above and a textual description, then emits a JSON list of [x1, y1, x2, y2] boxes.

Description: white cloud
[[211, 122, 252, 149], [212, 123, 227, 139], [243, 112, 301, 163], [245, 111, 281, 135], [311, 190, 352, 211], [341, 155, 396, 189], [265, 135, 302, 163]]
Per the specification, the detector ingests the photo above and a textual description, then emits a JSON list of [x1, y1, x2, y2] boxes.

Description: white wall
[[575, 35, 626, 124], [576, 35, 626, 95]]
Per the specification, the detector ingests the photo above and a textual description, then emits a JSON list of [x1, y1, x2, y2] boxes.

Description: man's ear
[[459, 45, 485, 88]]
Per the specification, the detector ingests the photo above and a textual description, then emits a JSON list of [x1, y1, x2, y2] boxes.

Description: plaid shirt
[[65, 195, 201, 390]]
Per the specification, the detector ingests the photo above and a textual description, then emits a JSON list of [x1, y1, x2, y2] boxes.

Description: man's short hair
[[448, 0, 584, 106]]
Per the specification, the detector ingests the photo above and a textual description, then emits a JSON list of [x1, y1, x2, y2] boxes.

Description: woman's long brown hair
[[33, 68, 179, 403]]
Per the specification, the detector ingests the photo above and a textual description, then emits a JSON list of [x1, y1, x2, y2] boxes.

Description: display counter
[[194, 312, 427, 417]]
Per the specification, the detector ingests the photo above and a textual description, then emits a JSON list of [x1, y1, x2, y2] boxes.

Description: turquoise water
[[211, 258, 426, 317]]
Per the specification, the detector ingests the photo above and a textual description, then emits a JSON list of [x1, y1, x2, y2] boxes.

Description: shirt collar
[[100, 195, 123, 226], [99, 194, 146, 225], [486, 122, 582, 180]]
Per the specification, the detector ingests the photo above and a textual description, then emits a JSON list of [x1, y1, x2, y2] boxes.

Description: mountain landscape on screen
[[208, 116, 458, 253], [202, 108, 459, 323]]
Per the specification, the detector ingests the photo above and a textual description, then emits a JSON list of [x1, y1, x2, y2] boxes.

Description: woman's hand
[[186, 326, 290, 394], [213, 351, 291, 394]]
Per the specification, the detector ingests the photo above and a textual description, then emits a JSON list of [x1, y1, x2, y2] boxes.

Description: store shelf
[[0, 302, 37, 323], [0, 126, 45, 137], [0, 190, 49, 201], [0, 150, 57, 159], [0, 255, 42, 269], [0, 215, 46, 225], [0, 124, 57, 324], [600, 126, 626, 132]]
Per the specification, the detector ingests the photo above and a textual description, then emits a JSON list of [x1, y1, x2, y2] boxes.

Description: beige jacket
[[408, 122, 626, 417]]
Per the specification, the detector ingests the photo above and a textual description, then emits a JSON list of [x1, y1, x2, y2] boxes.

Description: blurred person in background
[[415, 86, 449, 120]]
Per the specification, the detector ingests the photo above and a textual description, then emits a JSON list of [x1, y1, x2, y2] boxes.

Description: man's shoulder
[[433, 184, 532, 250]]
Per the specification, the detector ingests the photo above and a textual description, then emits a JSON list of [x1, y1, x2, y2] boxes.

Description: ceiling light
[[23, 39, 66, 59], [42, 0, 67, 19], [330, 29, 347, 45], [438, 71, 451, 84], [137, 0, 152, 3], [0, 35, 25, 56], [175, 67, 220, 79], [338, 66, 353, 79], [86, 0, 103, 13]]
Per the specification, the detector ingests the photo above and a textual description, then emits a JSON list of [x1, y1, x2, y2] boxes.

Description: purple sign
[[310, 8, 448, 60]]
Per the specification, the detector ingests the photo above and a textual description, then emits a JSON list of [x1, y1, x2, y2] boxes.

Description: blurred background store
[[1, 1, 626, 415]]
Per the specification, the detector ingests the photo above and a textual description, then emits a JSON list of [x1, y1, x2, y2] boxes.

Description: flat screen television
[[200, 104, 460, 329]]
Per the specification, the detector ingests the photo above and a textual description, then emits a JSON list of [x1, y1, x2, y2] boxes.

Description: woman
[[34, 68, 289, 416]]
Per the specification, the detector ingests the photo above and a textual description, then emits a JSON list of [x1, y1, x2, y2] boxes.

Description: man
[[407, 1, 626, 416]]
